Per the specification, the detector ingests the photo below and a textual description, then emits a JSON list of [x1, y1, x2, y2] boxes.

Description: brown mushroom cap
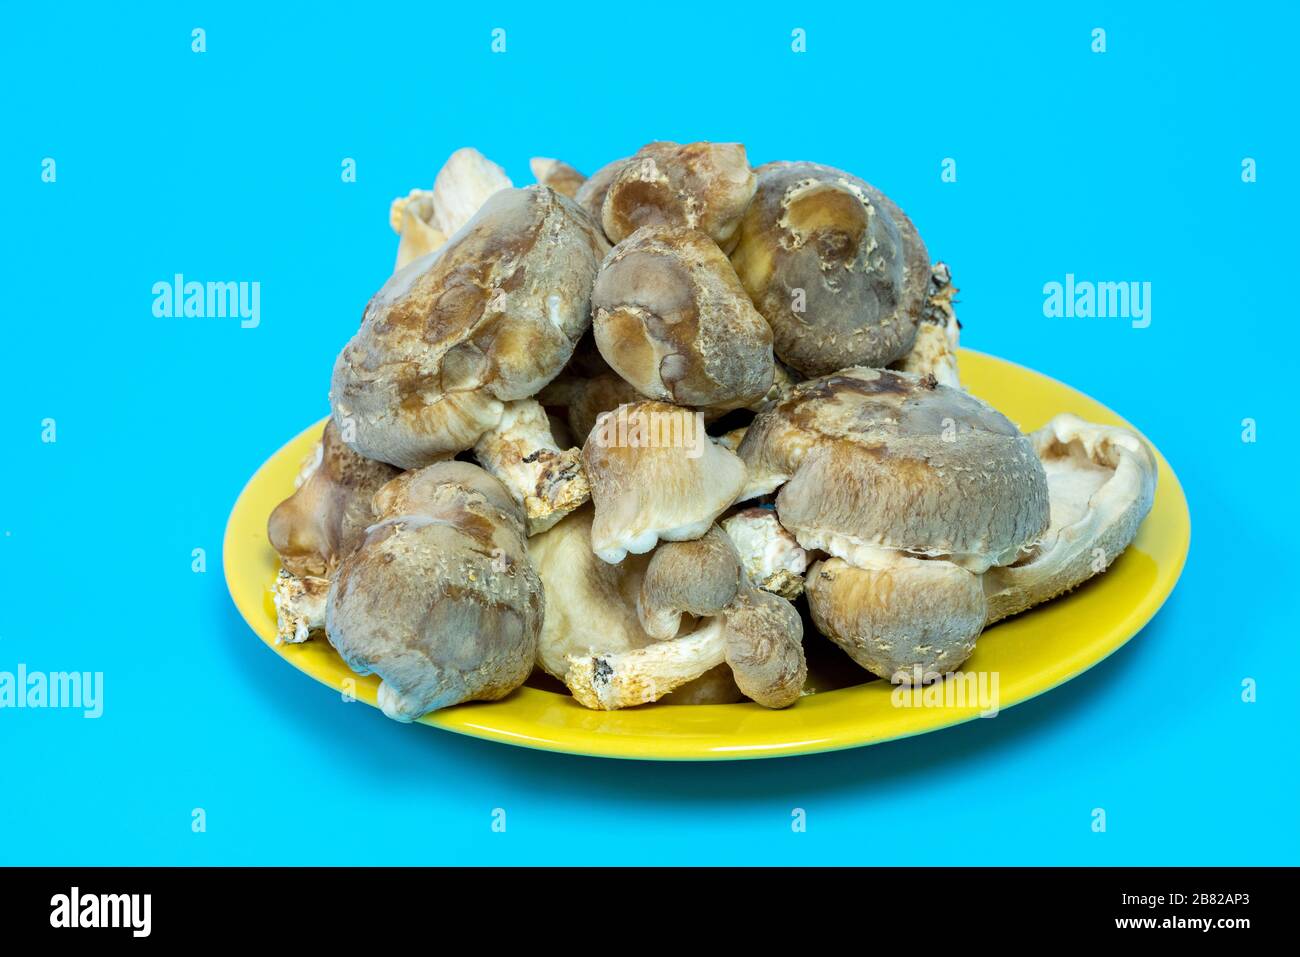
[[638, 524, 742, 639], [330, 186, 609, 469], [730, 162, 931, 377], [600, 142, 757, 250], [326, 461, 542, 721], [592, 225, 775, 410], [267, 419, 401, 578], [581, 400, 747, 563], [722, 586, 807, 708], [806, 554, 986, 681], [738, 367, 1050, 573]]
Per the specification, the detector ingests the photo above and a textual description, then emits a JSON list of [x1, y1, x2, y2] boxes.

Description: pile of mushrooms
[[267, 142, 1157, 722]]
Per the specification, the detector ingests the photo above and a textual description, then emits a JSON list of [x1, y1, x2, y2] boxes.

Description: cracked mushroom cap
[[738, 367, 1050, 574], [592, 225, 775, 410], [637, 524, 742, 639], [581, 400, 748, 563], [326, 461, 542, 721], [330, 186, 609, 469], [267, 419, 401, 578], [730, 162, 931, 377], [600, 142, 757, 250], [806, 553, 986, 681], [983, 414, 1157, 624]]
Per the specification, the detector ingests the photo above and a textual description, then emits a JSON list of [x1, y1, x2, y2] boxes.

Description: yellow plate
[[223, 350, 1190, 760]]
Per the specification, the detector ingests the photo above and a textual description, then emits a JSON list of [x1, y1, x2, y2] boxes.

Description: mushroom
[[389, 147, 512, 271], [892, 262, 962, 389], [807, 553, 987, 681], [573, 156, 634, 225], [528, 508, 744, 704], [326, 461, 542, 721], [472, 398, 589, 535], [983, 414, 1157, 624], [426, 147, 513, 238], [720, 507, 809, 600], [738, 367, 1050, 680], [581, 400, 747, 563], [529, 157, 586, 198], [392, 194, 448, 272], [730, 162, 931, 377], [565, 585, 806, 710], [267, 419, 401, 578], [637, 525, 742, 639], [272, 569, 330, 645], [599, 141, 757, 251], [331, 185, 609, 469], [592, 225, 775, 411]]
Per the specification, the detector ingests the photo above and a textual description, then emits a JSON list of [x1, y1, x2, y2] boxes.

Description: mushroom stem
[[721, 508, 809, 599], [272, 570, 329, 644], [893, 262, 961, 388], [473, 398, 590, 535], [565, 619, 726, 710]]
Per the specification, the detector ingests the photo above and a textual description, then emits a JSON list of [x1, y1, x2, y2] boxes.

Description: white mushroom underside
[[982, 413, 1157, 624], [793, 528, 1011, 576]]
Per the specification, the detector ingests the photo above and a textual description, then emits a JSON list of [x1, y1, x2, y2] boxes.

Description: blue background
[[2, 2, 1295, 865]]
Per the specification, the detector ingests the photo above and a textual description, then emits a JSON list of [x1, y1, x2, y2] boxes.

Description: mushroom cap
[[637, 524, 742, 639], [592, 225, 775, 410], [730, 162, 930, 377], [983, 414, 1157, 625], [267, 419, 401, 577], [807, 554, 986, 681], [326, 461, 542, 720], [581, 400, 748, 563], [722, 587, 807, 708], [600, 142, 757, 250], [330, 186, 609, 468], [738, 367, 1050, 573]]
